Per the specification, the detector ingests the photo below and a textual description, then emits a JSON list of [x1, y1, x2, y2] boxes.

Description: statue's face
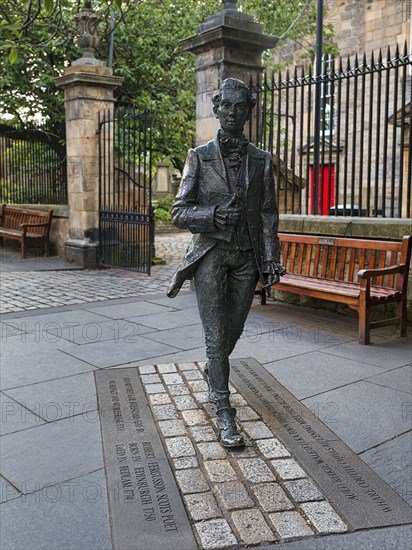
[[215, 87, 250, 135]]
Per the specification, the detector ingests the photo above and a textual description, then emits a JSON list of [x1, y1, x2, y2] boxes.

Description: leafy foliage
[[0, 1, 336, 169], [153, 194, 175, 223]]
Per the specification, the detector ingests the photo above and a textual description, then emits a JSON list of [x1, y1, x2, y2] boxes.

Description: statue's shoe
[[216, 407, 244, 448]]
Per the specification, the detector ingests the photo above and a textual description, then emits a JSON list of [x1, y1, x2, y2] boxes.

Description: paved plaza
[[0, 234, 191, 314], [0, 232, 411, 549]]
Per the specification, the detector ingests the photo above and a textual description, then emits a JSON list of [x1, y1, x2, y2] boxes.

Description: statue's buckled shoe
[[202, 369, 218, 404], [216, 407, 244, 448]]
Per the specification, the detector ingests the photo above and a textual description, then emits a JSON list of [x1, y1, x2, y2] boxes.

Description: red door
[[310, 164, 335, 215]]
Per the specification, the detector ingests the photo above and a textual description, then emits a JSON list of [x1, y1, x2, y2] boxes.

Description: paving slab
[[0, 348, 97, 390], [142, 324, 206, 351], [114, 347, 207, 366], [364, 364, 412, 394], [231, 508, 275, 544], [246, 303, 358, 338], [0, 392, 45, 435], [4, 372, 97, 422], [183, 492, 222, 521], [85, 301, 175, 319], [268, 510, 314, 539], [0, 251, 79, 272], [146, 292, 198, 310], [1, 415, 103, 493], [360, 431, 412, 505], [194, 519, 237, 549], [270, 458, 306, 480], [300, 501, 348, 533], [0, 330, 74, 350], [273, 525, 412, 549], [231, 327, 354, 364], [49, 319, 156, 345], [302, 381, 412, 453], [1, 476, 22, 503], [320, 337, 412, 370], [2, 309, 112, 335], [284, 478, 323, 502], [0, 469, 112, 550], [265, 351, 384, 399], [131, 306, 202, 330], [215, 480, 254, 510], [251, 482, 294, 512], [62, 336, 180, 368]]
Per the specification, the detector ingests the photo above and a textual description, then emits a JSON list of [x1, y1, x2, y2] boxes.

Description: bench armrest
[[358, 264, 406, 279], [20, 222, 50, 229]]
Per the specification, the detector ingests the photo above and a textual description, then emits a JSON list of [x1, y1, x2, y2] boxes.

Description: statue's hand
[[261, 261, 286, 287], [214, 194, 243, 228]]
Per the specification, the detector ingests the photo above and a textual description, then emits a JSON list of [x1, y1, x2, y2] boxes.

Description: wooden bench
[[0, 205, 53, 259], [257, 233, 412, 344]]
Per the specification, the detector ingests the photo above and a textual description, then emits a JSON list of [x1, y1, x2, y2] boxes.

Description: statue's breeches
[[194, 247, 258, 395]]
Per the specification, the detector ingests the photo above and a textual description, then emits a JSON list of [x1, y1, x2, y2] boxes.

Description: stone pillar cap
[[198, 7, 262, 35]]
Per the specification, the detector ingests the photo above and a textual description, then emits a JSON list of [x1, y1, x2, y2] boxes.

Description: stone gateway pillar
[[181, 0, 276, 145], [55, 6, 123, 268]]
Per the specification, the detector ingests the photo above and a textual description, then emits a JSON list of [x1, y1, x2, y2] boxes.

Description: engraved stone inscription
[[95, 369, 197, 550], [230, 358, 412, 530]]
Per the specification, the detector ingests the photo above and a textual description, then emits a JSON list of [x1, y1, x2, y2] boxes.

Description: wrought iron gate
[[98, 105, 154, 273]]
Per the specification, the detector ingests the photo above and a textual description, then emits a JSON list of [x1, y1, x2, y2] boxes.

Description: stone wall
[[275, 0, 410, 65], [333, 0, 410, 56]]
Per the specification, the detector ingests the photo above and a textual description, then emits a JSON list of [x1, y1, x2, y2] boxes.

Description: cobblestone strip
[[0, 233, 192, 313], [0, 266, 191, 313], [129, 361, 348, 549]]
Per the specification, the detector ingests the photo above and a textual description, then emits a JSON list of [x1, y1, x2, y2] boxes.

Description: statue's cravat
[[219, 130, 249, 170]]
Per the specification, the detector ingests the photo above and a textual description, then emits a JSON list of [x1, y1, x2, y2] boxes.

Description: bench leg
[[260, 288, 266, 306], [45, 238, 50, 257], [21, 239, 26, 259], [358, 302, 370, 345], [396, 301, 407, 338]]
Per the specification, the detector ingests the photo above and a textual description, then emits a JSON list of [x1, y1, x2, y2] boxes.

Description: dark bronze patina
[[167, 78, 283, 447]]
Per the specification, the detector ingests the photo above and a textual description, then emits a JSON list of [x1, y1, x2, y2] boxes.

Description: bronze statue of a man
[[167, 78, 283, 447]]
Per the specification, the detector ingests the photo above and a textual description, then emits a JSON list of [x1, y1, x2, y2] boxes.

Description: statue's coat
[[167, 135, 280, 297]]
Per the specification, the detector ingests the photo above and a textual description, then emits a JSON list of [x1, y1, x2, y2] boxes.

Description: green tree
[[0, 1, 335, 170]]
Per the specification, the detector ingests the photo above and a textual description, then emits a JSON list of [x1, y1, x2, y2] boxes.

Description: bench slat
[[297, 243, 304, 272], [304, 244, 312, 276], [338, 247, 347, 279], [387, 251, 399, 287], [278, 274, 401, 299], [330, 246, 338, 278], [312, 246, 320, 277], [321, 246, 329, 278], [289, 242, 297, 272], [348, 248, 356, 281], [376, 250, 386, 286]]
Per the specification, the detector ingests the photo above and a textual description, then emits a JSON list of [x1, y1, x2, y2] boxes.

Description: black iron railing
[[0, 121, 67, 205], [249, 44, 412, 218]]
